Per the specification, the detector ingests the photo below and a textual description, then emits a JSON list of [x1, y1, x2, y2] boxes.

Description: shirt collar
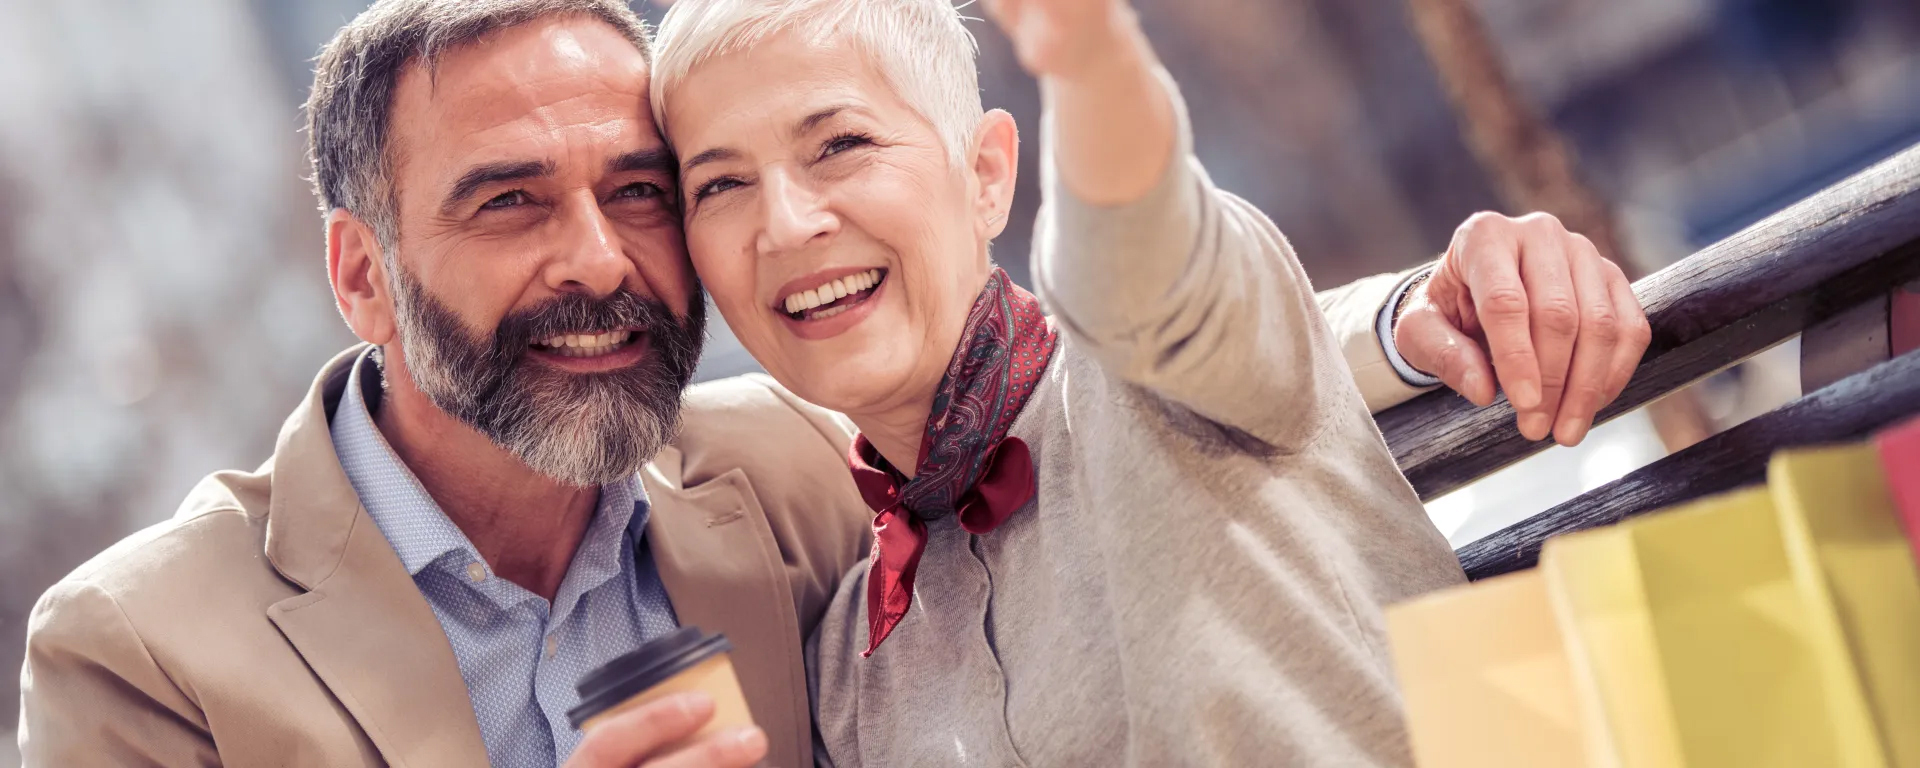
[[327, 350, 653, 593], [557, 471, 647, 620], [329, 351, 473, 576]]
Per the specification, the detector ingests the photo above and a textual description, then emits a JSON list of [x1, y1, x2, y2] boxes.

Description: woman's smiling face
[[663, 30, 1010, 418]]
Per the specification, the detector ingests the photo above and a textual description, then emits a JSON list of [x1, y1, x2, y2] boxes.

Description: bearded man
[[17, 1, 1648, 767], [19, 2, 870, 766]]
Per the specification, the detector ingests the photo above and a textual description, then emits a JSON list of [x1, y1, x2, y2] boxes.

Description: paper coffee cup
[[568, 627, 754, 742]]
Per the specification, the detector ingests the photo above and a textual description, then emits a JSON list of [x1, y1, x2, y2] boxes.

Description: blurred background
[[2, 0, 1918, 759]]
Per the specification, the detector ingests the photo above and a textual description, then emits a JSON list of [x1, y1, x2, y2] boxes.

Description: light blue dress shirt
[[329, 351, 679, 767]]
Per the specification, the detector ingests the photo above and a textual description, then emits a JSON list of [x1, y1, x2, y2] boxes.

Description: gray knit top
[[807, 71, 1466, 768]]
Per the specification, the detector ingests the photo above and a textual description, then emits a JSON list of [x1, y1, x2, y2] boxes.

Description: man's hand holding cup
[[563, 693, 766, 768]]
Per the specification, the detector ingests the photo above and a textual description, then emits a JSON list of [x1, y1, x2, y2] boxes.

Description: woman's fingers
[[981, 0, 1134, 78]]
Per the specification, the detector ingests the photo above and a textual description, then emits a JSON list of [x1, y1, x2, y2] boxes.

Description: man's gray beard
[[385, 266, 706, 488]]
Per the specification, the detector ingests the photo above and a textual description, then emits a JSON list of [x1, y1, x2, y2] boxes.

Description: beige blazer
[[18, 347, 872, 768], [17, 275, 1420, 768]]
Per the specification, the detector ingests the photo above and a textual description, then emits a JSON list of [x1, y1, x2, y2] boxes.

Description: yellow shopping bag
[[1541, 523, 1684, 768], [1544, 488, 1850, 768], [1772, 444, 1920, 768], [1386, 570, 1590, 768]]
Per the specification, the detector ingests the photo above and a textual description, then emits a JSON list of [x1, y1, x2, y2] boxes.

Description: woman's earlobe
[[971, 109, 1021, 235], [984, 210, 1009, 238]]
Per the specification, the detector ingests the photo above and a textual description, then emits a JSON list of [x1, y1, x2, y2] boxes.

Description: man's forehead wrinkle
[[389, 22, 657, 185], [419, 16, 647, 110], [420, 65, 647, 155], [429, 71, 656, 146]]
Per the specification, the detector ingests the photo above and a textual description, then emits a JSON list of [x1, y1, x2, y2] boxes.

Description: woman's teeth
[[533, 330, 635, 358], [782, 268, 883, 316]]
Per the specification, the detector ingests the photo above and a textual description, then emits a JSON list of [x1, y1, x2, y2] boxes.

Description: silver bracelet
[[1377, 265, 1443, 388]]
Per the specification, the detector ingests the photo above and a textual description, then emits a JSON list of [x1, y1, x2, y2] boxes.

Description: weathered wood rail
[[1457, 349, 1920, 579], [1375, 143, 1920, 579]]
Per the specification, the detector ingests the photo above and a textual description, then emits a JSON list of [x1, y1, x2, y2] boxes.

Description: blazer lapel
[[644, 447, 811, 768], [262, 348, 489, 766]]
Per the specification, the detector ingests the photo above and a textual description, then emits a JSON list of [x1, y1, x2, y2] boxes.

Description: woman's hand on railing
[[1393, 211, 1651, 446]]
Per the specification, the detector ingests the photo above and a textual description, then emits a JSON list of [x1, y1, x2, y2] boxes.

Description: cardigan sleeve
[[1030, 67, 1363, 451]]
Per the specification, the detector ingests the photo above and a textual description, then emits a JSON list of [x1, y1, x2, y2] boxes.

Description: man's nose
[[543, 193, 631, 298], [756, 168, 839, 256]]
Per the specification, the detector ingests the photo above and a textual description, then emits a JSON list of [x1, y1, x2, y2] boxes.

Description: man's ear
[[327, 208, 397, 346], [970, 109, 1020, 241]]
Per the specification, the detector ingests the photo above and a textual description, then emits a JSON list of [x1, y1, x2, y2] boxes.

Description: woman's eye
[[480, 190, 528, 210], [693, 178, 742, 201], [822, 133, 873, 158]]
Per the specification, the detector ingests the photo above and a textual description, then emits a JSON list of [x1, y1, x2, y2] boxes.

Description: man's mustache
[[487, 289, 699, 364]]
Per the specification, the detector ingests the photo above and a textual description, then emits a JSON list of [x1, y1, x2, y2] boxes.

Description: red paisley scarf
[[846, 267, 1057, 655]]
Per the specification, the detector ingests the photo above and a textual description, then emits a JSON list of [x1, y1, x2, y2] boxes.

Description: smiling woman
[[648, 2, 1018, 460], [648, 0, 1468, 766], [657, 27, 994, 438]]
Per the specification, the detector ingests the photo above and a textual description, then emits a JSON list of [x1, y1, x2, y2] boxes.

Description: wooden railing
[[1375, 143, 1920, 580]]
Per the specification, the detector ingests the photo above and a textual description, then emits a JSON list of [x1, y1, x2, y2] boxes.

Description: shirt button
[[545, 634, 559, 659], [465, 562, 486, 583]]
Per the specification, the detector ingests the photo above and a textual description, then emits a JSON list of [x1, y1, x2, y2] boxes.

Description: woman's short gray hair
[[650, 0, 984, 166], [305, 0, 653, 248]]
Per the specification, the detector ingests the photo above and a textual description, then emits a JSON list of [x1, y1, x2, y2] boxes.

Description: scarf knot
[[845, 268, 1056, 655]]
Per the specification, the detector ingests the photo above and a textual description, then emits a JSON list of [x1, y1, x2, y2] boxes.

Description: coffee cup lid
[[568, 626, 733, 730]]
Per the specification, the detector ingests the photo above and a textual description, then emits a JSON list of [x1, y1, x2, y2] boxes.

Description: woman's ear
[[327, 208, 397, 346], [969, 109, 1020, 240]]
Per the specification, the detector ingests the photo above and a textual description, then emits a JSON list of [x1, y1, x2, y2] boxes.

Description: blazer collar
[[261, 346, 491, 766], [642, 449, 812, 768]]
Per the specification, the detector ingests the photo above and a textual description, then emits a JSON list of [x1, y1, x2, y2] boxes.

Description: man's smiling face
[[369, 14, 705, 486]]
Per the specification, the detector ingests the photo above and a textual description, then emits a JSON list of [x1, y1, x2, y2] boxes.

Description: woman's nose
[[756, 169, 839, 256]]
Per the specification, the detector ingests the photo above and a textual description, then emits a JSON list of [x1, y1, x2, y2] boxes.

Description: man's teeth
[[535, 330, 636, 358], [783, 268, 882, 315]]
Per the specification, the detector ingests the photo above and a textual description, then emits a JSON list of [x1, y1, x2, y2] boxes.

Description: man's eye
[[480, 190, 528, 210], [821, 133, 873, 158], [613, 182, 663, 200], [692, 178, 743, 202]]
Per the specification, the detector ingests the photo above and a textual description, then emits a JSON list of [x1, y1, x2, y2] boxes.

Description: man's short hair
[[650, 0, 984, 166], [305, 0, 653, 247]]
